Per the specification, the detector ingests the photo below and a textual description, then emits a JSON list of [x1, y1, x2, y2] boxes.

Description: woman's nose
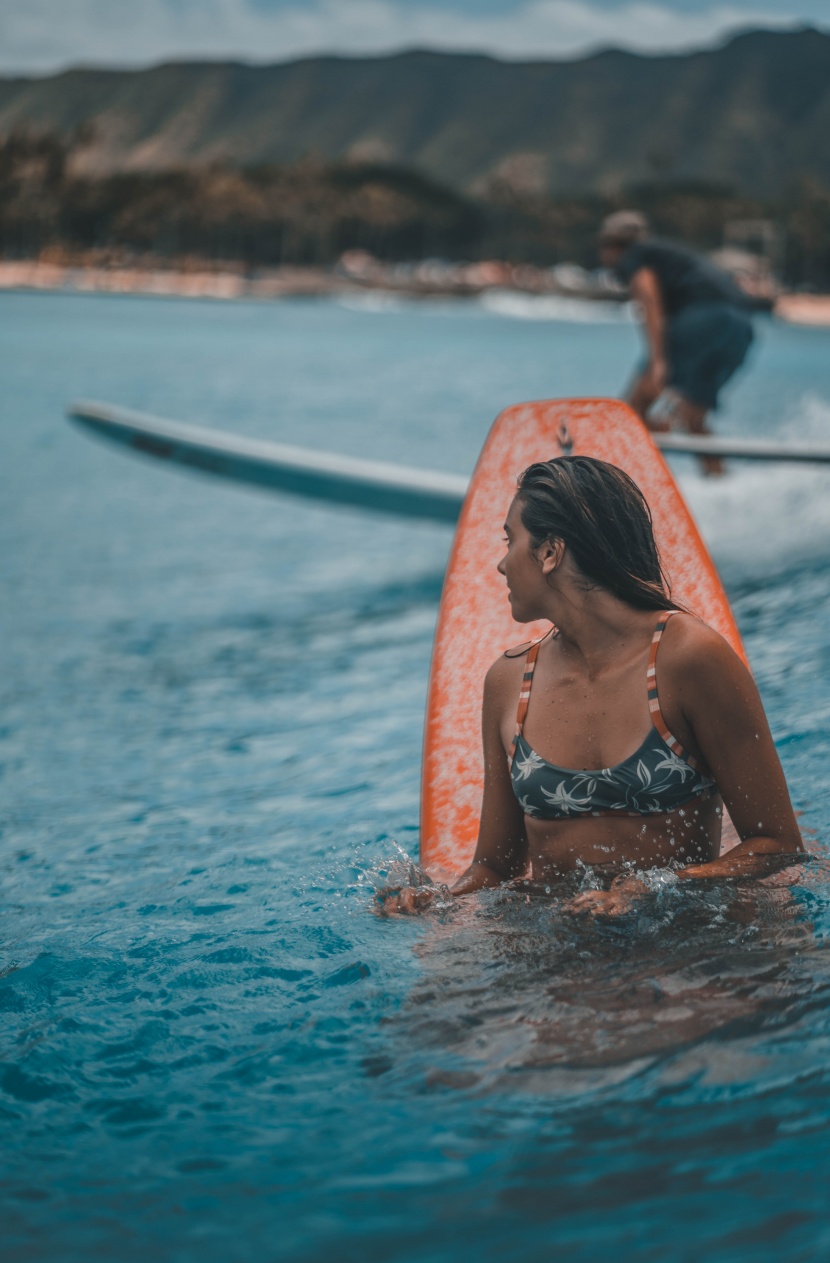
[[497, 554, 506, 575]]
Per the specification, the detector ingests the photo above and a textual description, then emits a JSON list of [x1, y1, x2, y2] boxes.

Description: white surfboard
[[68, 399, 830, 526], [69, 400, 467, 523]]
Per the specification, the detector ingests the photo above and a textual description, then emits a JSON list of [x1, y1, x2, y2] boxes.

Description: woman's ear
[[538, 537, 565, 576]]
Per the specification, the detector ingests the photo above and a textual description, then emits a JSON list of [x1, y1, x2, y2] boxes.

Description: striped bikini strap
[[646, 609, 700, 769], [507, 638, 543, 769], [647, 609, 676, 666]]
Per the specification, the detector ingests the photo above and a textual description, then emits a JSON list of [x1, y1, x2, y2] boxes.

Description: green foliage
[[0, 129, 827, 287], [1, 29, 829, 282]]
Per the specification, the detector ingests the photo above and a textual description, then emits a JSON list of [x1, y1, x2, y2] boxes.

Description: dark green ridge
[[0, 28, 828, 199]]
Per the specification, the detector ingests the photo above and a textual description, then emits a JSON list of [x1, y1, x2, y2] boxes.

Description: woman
[[390, 455, 803, 916]]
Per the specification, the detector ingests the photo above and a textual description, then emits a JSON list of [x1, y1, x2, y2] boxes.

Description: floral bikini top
[[508, 610, 715, 820]]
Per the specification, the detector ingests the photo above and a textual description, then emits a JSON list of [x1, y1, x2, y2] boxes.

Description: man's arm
[[628, 267, 668, 404]]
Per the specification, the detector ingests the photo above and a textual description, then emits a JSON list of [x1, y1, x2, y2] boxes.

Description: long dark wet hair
[[516, 455, 677, 611]]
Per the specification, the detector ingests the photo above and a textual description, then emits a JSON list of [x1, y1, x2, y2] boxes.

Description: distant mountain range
[[0, 28, 828, 199]]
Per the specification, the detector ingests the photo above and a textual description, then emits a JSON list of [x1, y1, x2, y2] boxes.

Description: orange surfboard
[[420, 398, 745, 876]]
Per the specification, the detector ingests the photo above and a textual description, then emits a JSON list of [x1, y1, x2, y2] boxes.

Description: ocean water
[[2, 289, 830, 1262]]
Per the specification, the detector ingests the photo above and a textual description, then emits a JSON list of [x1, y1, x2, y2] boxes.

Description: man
[[599, 211, 756, 474]]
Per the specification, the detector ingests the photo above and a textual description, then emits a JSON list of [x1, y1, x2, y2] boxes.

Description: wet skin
[[464, 496, 801, 905], [493, 631, 722, 881], [487, 494, 721, 880], [385, 494, 803, 916]]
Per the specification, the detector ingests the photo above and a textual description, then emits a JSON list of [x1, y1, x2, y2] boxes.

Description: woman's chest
[[518, 669, 654, 771]]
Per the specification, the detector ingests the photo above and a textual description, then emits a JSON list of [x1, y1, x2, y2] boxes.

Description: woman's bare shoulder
[[484, 641, 530, 697], [662, 611, 749, 682]]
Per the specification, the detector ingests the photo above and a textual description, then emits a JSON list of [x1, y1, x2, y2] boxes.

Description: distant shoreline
[[2, 259, 829, 327], [0, 256, 622, 303], [0, 259, 350, 301]]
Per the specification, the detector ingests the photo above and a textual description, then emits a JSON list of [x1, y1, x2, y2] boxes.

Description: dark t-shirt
[[615, 238, 750, 317]]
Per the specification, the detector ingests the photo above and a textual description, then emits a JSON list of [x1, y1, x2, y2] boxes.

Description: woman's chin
[[507, 594, 530, 624]]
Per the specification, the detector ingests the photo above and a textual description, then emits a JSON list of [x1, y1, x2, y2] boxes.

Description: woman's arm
[[566, 622, 804, 917], [450, 657, 528, 895], [671, 624, 804, 880], [382, 656, 527, 913]]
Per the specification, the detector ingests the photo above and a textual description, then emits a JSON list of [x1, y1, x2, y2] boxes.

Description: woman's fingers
[[378, 886, 437, 915], [564, 889, 633, 917], [398, 887, 434, 914], [564, 891, 609, 914]]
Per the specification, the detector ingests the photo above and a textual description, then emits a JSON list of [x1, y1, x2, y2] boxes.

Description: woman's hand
[[564, 875, 648, 918], [377, 857, 511, 915], [378, 885, 442, 915]]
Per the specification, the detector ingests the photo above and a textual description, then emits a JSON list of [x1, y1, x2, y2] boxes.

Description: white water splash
[[479, 290, 634, 324], [337, 292, 418, 314], [338, 289, 635, 324], [680, 393, 830, 577]]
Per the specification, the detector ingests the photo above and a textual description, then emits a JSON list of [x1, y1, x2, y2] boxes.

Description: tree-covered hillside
[[0, 28, 828, 199]]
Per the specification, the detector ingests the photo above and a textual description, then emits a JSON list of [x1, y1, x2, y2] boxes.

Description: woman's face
[[497, 497, 551, 622]]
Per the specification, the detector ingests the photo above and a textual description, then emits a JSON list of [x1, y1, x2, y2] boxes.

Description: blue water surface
[[3, 289, 830, 1262]]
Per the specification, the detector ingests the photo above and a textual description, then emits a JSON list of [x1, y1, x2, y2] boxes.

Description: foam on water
[[680, 393, 830, 578], [337, 291, 484, 317], [337, 290, 634, 325], [338, 291, 433, 314], [479, 290, 635, 324]]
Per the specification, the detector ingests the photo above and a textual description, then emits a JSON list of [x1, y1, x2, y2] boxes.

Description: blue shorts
[[666, 303, 754, 410]]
